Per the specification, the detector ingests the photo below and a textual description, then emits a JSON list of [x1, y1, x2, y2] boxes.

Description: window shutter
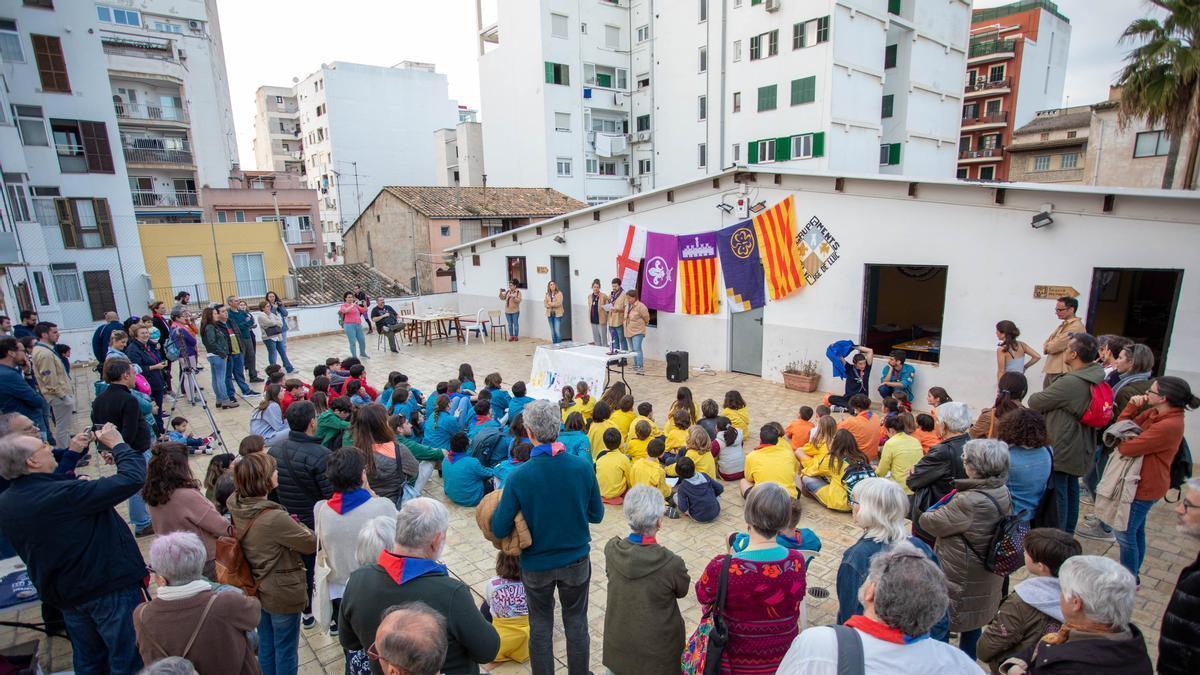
[[80, 121, 115, 173], [888, 0, 901, 14], [812, 132, 826, 157], [881, 95, 894, 118], [544, 61, 553, 84], [888, 143, 901, 165], [748, 140, 759, 164], [31, 35, 70, 93], [775, 136, 790, 161], [797, 76, 815, 104], [93, 198, 115, 246], [54, 198, 78, 248], [83, 270, 117, 321], [790, 79, 801, 106]]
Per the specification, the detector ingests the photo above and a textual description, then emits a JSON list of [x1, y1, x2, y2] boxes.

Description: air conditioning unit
[[764, 0, 781, 10], [637, 131, 651, 142], [177, 48, 187, 60], [188, 20, 202, 31]]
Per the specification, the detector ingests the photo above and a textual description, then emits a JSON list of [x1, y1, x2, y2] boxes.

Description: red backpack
[[1080, 381, 1114, 428]]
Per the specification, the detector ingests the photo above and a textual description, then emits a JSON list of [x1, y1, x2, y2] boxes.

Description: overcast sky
[[219, 0, 1155, 169]]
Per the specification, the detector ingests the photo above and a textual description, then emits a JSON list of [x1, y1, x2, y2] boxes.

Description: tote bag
[[311, 510, 334, 632], [681, 555, 732, 675]]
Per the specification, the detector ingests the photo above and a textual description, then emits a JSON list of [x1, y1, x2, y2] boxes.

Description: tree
[[1114, 0, 1200, 189]]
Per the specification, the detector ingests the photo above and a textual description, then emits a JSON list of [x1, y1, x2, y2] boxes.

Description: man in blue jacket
[[0, 422, 147, 674], [0, 337, 45, 423], [90, 311, 123, 363]]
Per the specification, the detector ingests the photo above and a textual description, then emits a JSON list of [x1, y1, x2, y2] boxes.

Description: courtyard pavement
[[2, 330, 1193, 673]]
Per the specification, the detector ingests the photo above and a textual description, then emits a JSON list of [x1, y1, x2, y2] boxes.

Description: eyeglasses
[[1147, 389, 1163, 397], [1182, 500, 1200, 513], [367, 642, 380, 661]]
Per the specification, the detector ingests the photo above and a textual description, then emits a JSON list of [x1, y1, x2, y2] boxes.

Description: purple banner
[[678, 231, 718, 261], [640, 231, 678, 313]]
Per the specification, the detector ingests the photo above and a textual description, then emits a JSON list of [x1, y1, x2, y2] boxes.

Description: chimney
[[1108, 86, 1123, 102]]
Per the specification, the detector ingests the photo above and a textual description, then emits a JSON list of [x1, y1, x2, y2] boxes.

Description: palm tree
[[1114, 0, 1200, 189]]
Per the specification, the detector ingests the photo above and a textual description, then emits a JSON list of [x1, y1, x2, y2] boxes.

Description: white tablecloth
[[528, 344, 632, 400]]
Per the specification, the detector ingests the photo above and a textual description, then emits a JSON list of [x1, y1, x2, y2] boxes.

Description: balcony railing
[[959, 146, 1005, 160], [124, 145, 194, 165], [968, 39, 1016, 58], [115, 102, 188, 123], [55, 143, 88, 173], [285, 229, 316, 244], [962, 111, 1009, 126], [130, 190, 199, 207], [965, 77, 1012, 94]]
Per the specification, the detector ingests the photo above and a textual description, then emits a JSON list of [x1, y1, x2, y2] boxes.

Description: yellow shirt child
[[588, 419, 620, 460], [744, 440, 800, 498], [629, 456, 670, 499]]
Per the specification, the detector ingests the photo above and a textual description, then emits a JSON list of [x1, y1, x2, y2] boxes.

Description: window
[[792, 134, 813, 159], [732, 39, 741, 61], [0, 19, 23, 62], [1061, 152, 1078, 169], [733, 91, 741, 113], [879, 143, 900, 166], [82, 270, 116, 320], [24, 0, 54, 8], [54, 198, 115, 249], [316, 104, 325, 117], [638, 159, 651, 174], [978, 166, 995, 180], [699, 46, 707, 72], [584, 64, 627, 89], [732, 143, 740, 161], [1133, 131, 1169, 157], [758, 138, 777, 163], [51, 263, 82, 302], [963, 102, 979, 119], [984, 99, 1001, 115], [861, 265, 946, 363], [889, 0, 902, 14], [884, 44, 897, 69], [749, 30, 778, 60], [31, 271, 49, 306], [816, 16, 830, 43], [440, 226, 451, 236], [31, 35, 70, 93], [153, 21, 182, 33], [235, 210, 245, 222], [555, 112, 570, 132], [1039, 132, 1050, 141], [605, 25, 620, 49], [793, 22, 806, 49], [13, 105, 47, 146], [544, 62, 570, 86], [551, 12, 568, 38], [598, 160, 618, 176], [556, 157, 572, 176], [636, 25, 649, 42], [51, 120, 114, 174], [96, 5, 140, 26], [988, 64, 1005, 82], [30, 186, 58, 227], [581, 22, 587, 33], [637, 75, 650, 88], [698, 95, 707, 120], [636, 114, 650, 131], [5, 178, 30, 222], [698, 143, 707, 168], [217, 211, 228, 223], [1066, 130, 1077, 139], [757, 84, 777, 111], [586, 157, 598, 174], [232, 253, 267, 297], [881, 94, 894, 118], [699, 0, 707, 22], [1032, 155, 1050, 171], [506, 256, 528, 288], [790, 76, 816, 105]]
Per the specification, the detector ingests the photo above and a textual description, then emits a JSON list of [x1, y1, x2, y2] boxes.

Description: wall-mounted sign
[[1033, 285, 1079, 299], [536, 266, 549, 274]]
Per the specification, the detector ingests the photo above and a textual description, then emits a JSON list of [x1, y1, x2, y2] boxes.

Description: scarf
[[845, 614, 929, 644], [1113, 370, 1151, 395], [628, 533, 658, 545], [327, 488, 371, 514], [156, 579, 216, 601], [446, 451, 466, 464], [531, 442, 565, 457], [377, 550, 448, 585]]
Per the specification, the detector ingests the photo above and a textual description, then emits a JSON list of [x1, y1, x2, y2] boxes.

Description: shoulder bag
[[681, 555, 732, 675], [831, 624, 866, 675], [215, 511, 267, 595], [311, 509, 334, 632], [136, 591, 219, 661]]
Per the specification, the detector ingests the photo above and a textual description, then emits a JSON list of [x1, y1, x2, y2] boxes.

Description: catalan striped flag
[[677, 232, 720, 315], [752, 195, 804, 300]]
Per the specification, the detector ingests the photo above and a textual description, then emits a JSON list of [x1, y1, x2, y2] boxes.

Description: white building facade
[[478, 0, 969, 204], [434, 121, 485, 188], [253, 85, 303, 176]]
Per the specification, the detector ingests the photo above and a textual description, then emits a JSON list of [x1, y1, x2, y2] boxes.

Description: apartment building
[[434, 122, 485, 187], [477, 0, 970, 204], [253, 85, 304, 176], [202, 169, 323, 268], [255, 61, 460, 263], [956, 0, 1070, 181], [0, 0, 150, 331], [100, 0, 239, 223]]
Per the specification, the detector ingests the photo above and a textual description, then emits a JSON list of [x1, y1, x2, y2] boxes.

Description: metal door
[[551, 256, 573, 341], [730, 306, 763, 375]]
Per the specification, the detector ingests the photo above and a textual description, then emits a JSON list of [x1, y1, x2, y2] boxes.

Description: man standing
[[1042, 296, 1086, 387], [372, 603, 450, 675], [92, 358, 154, 536], [1159, 477, 1200, 675], [371, 297, 402, 353], [491, 400, 603, 675], [31, 322, 73, 446], [91, 312, 123, 363], [0, 338, 45, 425], [13, 310, 37, 339], [226, 296, 262, 383], [218, 304, 257, 399], [1028, 332, 1104, 534], [0, 422, 148, 674]]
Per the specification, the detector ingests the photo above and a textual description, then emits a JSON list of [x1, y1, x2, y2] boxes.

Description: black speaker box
[[666, 351, 689, 382]]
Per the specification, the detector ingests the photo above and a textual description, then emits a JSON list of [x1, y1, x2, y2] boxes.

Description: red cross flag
[[616, 224, 644, 289]]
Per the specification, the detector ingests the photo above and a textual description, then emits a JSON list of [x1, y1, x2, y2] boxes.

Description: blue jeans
[[609, 327, 628, 352], [264, 339, 295, 372], [506, 312, 519, 338], [61, 584, 144, 675], [629, 333, 645, 368], [344, 322, 366, 357], [548, 315, 562, 343], [258, 609, 301, 675], [1051, 471, 1080, 534], [127, 449, 153, 529], [959, 627, 982, 659], [1084, 445, 1107, 497], [523, 556, 591, 675], [1114, 498, 1156, 582], [228, 353, 253, 396], [207, 354, 230, 402]]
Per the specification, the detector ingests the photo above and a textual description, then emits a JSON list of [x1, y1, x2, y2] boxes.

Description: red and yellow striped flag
[[752, 195, 804, 300], [677, 232, 720, 315]]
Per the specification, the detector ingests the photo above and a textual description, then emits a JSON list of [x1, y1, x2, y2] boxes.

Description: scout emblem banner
[[716, 221, 765, 312], [640, 231, 678, 312]]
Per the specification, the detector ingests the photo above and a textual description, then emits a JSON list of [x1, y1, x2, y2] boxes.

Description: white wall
[[1013, 9, 1071, 129]]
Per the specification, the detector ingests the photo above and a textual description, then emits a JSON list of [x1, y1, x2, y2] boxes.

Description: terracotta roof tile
[[294, 263, 410, 305], [381, 186, 586, 219]]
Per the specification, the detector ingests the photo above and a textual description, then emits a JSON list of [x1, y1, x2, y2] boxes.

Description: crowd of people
[[0, 292, 1196, 675]]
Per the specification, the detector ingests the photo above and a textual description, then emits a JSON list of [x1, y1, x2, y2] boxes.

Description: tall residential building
[[434, 122, 485, 187], [477, 0, 970, 204], [253, 86, 303, 176], [0, 0, 150, 330], [254, 61, 460, 262], [100, 0, 239, 223], [956, 0, 1070, 181]]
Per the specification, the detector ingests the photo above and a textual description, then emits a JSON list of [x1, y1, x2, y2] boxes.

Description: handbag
[[681, 555, 732, 675], [265, 324, 283, 337], [135, 591, 219, 661], [1031, 447, 1060, 529], [311, 510, 334, 633]]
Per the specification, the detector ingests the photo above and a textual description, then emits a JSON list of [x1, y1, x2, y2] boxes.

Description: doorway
[[730, 306, 764, 376], [551, 256, 573, 341], [1087, 268, 1182, 376]]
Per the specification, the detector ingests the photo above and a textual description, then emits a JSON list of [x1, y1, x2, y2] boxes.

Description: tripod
[[166, 366, 232, 455]]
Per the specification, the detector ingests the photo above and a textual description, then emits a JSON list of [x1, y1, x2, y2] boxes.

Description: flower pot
[[783, 372, 820, 393]]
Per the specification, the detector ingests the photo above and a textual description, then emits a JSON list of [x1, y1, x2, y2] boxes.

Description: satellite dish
[[320, 63, 328, 69], [292, 77, 299, 84]]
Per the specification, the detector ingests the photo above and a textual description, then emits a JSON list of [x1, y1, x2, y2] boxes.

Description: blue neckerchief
[[531, 442, 556, 457], [628, 533, 658, 545]]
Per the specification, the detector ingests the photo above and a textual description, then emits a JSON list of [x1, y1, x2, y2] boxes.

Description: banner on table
[[616, 225, 644, 290], [753, 195, 804, 300], [716, 220, 765, 312], [528, 345, 613, 403], [677, 232, 719, 315], [641, 231, 678, 312]]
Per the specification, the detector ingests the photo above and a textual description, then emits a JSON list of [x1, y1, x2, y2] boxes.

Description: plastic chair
[[462, 308, 488, 345]]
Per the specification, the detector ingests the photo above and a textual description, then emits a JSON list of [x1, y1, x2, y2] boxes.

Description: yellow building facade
[[138, 221, 292, 305]]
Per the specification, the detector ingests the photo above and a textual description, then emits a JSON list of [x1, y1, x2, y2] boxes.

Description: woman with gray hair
[[602, 485, 690, 674], [695, 482, 807, 672], [835, 477, 948, 640], [998, 555, 1151, 674], [342, 516, 400, 675], [908, 401, 973, 542], [919, 438, 1012, 660], [781, 541, 984, 672], [133, 531, 262, 675]]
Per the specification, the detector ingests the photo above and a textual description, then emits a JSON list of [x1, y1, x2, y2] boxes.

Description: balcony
[[958, 146, 1005, 162], [965, 77, 1012, 98], [101, 36, 176, 62], [967, 38, 1016, 64], [124, 144, 194, 166], [131, 190, 199, 207], [115, 102, 189, 124], [285, 229, 316, 244], [961, 111, 1009, 131]]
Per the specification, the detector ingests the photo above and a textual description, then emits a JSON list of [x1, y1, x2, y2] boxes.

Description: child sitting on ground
[[673, 457, 723, 523], [493, 441, 532, 489], [587, 401, 620, 460], [571, 381, 596, 422], [344, 380, 372, 407], [165, 416, 213, 455], [800, 429, 873, 512], [558, 413, 592, 461], [238, 434, 265, 456], [610, 395, 636, 439], [626, 420, 653, 461], [810, 405, 831, 441], [629, 437, 670, 500], [785, 406, 815, 450], [202, 453, 235, 506], [715, 420, 745, 481], [442, 432, 494, 507], [721, 390, 750, 439], [316, 396, 353, 448], [797, 415, 837, 471], [667, 426, 717, 480], [729, 495, 822, 554], [893, 390, 913, 413], [485, 552, 530, 664], [506, 381, 534, 423], [559, 385, 576, 421], [876, 414, 923, 495], [596, 427, 632, 504], [912, 413, 940, 453], [632, 401, 661, 438], [663, 409, 692, 457], [280, 378, 309, 414]]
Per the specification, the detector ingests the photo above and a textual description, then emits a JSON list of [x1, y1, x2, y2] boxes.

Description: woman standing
[[350, 403, 419, 503], [228, 452, 315, 675], [1112, 343, 1155, 412], [338, 292, 369, 359], [265, 289, 292, 353], [142, 443, 232, 579], [201, 306, 236, 409], [169, 308, 200, 404], [127, 322, 168, 432], [995, 320, 1041, 381], [257, 301, 295, 373], [499, 279, 522, 342], [587, 279, 608, 347], [149, 301, 173, 395], [622, 290, 650, 374], [544, 281, 564, 344], [997, 407, 1053, 522]]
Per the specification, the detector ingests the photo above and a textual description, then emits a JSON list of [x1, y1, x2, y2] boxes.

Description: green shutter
[[545, 61, 553, 84], [748, 140, 759, 164], [790, 79, 802, 105], [812, 132, 825, 158], [888, 143, 901, 165], [888, 0, 901, 14], [881, 95, 894, 118], [757, 84, 777, 111], [751, 0, 762, 4], [775, 136, 790, 161], [797, 76, 815, 104]]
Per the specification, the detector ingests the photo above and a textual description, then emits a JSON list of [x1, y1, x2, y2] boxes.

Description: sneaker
[[203, 446, 214, 455], [363, 354, 371, 359], [328, 616, 339, 637], [135, 524, 155, 537], [244, 390, 261, 397], [1080, 491, 1095, 506], [830, 405, 848, 413], [302, 613, 316, 630], [1075, 515, 1114, 541], [665, 507, 680, 519], [249, 378, 266, 383]]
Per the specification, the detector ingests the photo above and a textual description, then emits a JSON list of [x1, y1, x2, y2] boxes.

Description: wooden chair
[[487, 309, 506, 342]]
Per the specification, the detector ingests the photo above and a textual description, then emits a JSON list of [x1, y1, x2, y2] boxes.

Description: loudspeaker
[[666, 351, 689, 382]]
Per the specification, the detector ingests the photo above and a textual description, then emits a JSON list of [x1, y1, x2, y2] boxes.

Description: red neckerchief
[[474, 416, 490, 425], [628, 533, 657, 545], [376, 550, 447, 585], [845, 615, 929, 644]]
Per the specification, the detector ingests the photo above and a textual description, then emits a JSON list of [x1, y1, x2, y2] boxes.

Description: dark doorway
[[551, 256, 573, 341], [860, 264, 948, 364], [1086, 268, 1182, 376]]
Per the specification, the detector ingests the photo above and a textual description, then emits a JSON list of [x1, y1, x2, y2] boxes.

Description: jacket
[[0, 442, 147, 608], [31, 342, 70, 398], [475, 489, 532, 556], [603, 536, 690, 675], [1004, 624, 1152, 674], [201, 322, 231, 358], [1042, 316, 1086, 376], [0, 363, 46, 420], [134, 585, 262, 675], [147, 487, 232, 561], [918, 476, 1011, 632], [92, 320, 123, 362], [125, 338, 164, 392], [256, 311, 284, 342], [226, 495, 315, 614], [588, 290, 609, 325], [907, 433, 969, 539], [826, 339, 856, 379], [978, 576, 1065, 673], [607, 290, 626, 327], [1158, 549, 1200, 675], [1115, 402, 1184, 501], [315, 409, 350, 448], [623, 299, 650, 337], [227, 308, 256, 340], [268, 430, 335, 528], [544, 290, 564, 317], [1028, 363, 1105, 476], [91, 382, 153, 452]]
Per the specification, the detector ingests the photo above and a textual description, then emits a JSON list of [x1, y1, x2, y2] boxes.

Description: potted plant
[[782, 359, 821, 393]]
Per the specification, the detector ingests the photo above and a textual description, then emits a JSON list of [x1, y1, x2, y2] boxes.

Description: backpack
[[842, 461, 875, 499], [215, 511, 266, 596], [470, 424, 505, 467], [163, 328, 182, 362], [1080, 381, 1115, 428], [963, 490, 1029, 577], [1165, 438, 1193, 503]]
